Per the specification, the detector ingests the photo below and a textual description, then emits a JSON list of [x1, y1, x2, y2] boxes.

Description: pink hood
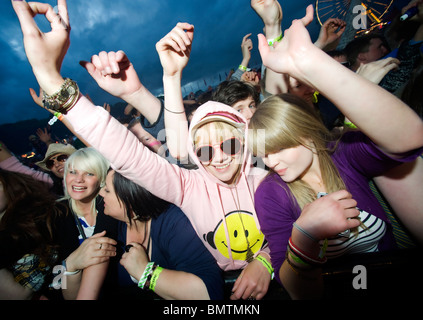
[[187, 101, 253, 187]]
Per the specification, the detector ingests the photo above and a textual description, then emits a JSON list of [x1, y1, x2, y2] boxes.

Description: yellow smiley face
[[204, 210, 265, 261]]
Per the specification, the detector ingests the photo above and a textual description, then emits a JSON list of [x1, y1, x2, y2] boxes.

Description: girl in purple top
[[247, 6, 423, 299]]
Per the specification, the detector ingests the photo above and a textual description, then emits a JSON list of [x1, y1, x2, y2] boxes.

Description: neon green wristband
[[267, 33, 283, 47], [255, 255, 274, 279], [238, 64, 247, 71], [149, 266, 163, 292]]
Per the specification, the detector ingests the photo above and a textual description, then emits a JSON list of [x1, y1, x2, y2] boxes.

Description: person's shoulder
[[154, 204, 185, 226]]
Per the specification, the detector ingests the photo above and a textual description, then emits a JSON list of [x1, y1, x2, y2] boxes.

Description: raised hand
[[241, 33, 253, 62], [156, 22, 194, 77], [257, 5, 314, 78], [80, 50, 143, 100], [250, 0, 283, 28], [12, 0, 69, 94], [314, 18, 346, 51]]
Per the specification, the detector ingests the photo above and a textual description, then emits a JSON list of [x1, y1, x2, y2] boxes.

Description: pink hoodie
[[66, 96, 269, 271]]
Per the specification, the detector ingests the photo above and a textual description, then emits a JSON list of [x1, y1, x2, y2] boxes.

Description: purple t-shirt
[[254, 131, 422, 284]]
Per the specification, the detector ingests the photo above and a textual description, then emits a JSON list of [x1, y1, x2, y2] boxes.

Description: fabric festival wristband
[[149, 266, 163, 292], [238, 64, 247, 71], [255, 255, 274, 279], [267, 33, 283, 47], [138, 262, 155, 289], [287, 250, 310, 267]]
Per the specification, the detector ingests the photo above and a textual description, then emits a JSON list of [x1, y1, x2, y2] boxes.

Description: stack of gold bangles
[[42, 78, 80, 114]]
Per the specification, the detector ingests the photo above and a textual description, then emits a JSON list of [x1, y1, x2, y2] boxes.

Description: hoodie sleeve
[[0, 156, 53, 188], [65, 95, 190, 206]]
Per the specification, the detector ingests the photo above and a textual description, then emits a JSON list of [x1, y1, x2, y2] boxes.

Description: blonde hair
[[193, 121, 245, 183], [249, 94, 346, 209], [62, 147, 110, 215], [193, 121, 244, 148]]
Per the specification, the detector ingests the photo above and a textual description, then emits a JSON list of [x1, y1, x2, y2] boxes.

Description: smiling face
[[65, 167, 100, 202], [206, 210, 265, 261], [47, 153, 68, 178], [194, 122, 244, 185]]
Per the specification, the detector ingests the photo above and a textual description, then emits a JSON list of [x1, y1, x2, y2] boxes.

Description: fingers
[[300, 4, 314, 27], [380, 57, 400, 70], [27, 2, 68, 31], [242, 33, 252, 43], [12, 0, 40, 36], [157, 22, 194, 53], [87, 50, 128, 76], [29, 87, 43, 107], [230, 272, 266, 300], [257, 33, 270, 60], [57, 0, 69, 28], [79, 60, 97, 79], [91, 231, 117, 255]]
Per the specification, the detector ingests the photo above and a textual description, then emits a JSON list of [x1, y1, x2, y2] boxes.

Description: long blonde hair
[[249, 94, 346, 209]]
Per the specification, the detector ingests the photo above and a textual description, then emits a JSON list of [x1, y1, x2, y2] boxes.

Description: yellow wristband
[[255, 255, 274, 279], [344, 120, 357, 129], [149, 266, 163, 292]]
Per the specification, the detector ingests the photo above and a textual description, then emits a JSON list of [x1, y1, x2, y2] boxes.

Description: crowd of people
[[1, 0, 423, 300]]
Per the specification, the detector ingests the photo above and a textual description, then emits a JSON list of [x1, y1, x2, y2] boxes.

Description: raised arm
[[156, 22, 194, 161], [12, 0, 189, 206], [250, 0, 288, 95], [80, 50, 161, 124], [230, 33, 253, 81], [258, 5, 423, 155], [0, 140, 54, 187]]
